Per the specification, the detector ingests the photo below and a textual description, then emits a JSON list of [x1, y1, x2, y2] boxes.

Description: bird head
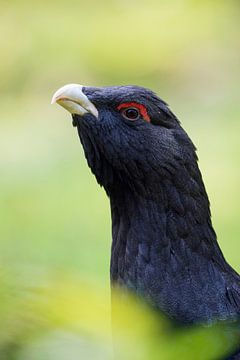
[[52, 84, 196, 196]]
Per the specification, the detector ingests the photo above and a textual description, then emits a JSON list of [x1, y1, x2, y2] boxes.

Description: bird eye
[[121, 107, 140, 121]]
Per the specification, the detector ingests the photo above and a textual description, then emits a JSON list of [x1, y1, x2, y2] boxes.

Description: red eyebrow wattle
[[117, 102, 150, 122]]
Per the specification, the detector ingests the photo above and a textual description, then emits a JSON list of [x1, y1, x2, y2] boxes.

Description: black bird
[[52, 84, 240, 325]]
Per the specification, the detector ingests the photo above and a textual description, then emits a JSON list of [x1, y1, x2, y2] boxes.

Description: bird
[[51, 84, 240, 326]]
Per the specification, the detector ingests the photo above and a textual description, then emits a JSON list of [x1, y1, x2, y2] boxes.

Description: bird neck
[[109, 179, 239, 323]]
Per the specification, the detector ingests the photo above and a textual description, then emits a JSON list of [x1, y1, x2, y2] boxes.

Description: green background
[[0, 0, 240, 358]]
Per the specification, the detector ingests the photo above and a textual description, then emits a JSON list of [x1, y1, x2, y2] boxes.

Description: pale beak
[[51, 83, 98, 118]]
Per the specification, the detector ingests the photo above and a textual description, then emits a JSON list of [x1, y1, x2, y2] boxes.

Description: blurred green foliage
[[0, 0, 240, 358], [0, 274, 240, 359]]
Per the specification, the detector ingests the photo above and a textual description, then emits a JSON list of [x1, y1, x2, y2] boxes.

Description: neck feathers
[[109, 163, 240, 323]]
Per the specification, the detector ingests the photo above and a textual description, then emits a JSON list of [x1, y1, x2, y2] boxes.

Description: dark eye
[[121, 107, 140, 121]]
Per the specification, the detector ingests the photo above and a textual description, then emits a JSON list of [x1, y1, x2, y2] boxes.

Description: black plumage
[[53, 85, 240, 326]]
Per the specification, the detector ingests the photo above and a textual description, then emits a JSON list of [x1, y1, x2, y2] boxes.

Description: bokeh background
[[0, 0, 240, 358]]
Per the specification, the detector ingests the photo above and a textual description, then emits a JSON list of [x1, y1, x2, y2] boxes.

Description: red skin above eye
[[117, 102, 151, 122]]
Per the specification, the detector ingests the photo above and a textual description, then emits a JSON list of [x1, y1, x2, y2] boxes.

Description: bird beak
[[51, 83, 98, 118]]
